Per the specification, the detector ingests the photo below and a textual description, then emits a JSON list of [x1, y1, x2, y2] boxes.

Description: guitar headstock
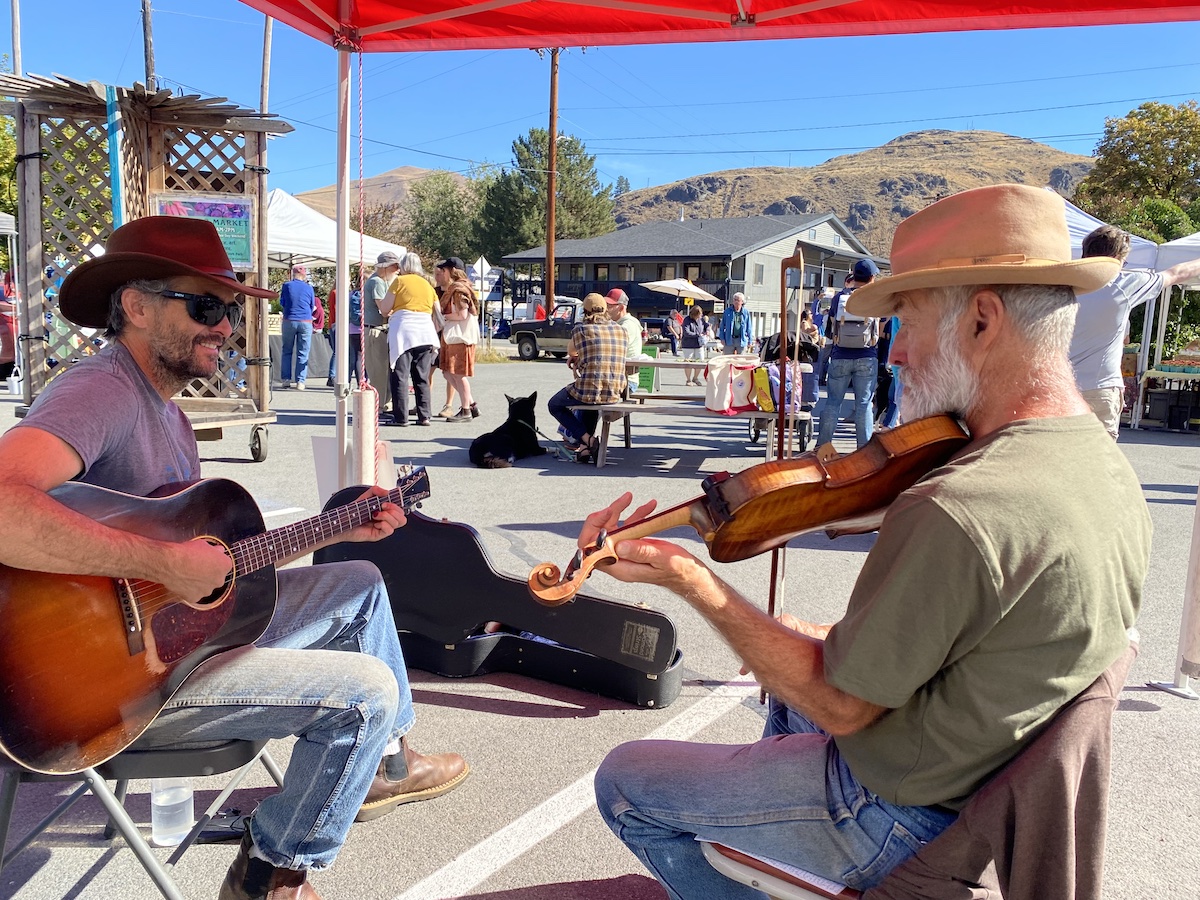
[[395, 465, 431, 511]]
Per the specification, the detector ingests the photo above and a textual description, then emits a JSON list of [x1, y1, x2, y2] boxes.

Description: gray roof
[[503, 214, 830, 263]]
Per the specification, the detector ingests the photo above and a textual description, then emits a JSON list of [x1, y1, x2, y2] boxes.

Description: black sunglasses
[[160, 290, 244, 330]]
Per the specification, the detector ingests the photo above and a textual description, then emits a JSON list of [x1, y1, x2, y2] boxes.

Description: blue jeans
[[136, 560, 414, 871], [881, 365, 903, 428], [328, 325, 362, 383], [548, 385, 591, 444], [281, 319, 313, 384], [594, 701, 956, 898], [818, 355, 877, 448]]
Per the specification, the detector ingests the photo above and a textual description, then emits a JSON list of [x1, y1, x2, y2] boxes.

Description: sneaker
[[436, 405, 456, 418], [296, 382, 306, 391], [416, 419, 431, 426], [326, 377, 334, 387]]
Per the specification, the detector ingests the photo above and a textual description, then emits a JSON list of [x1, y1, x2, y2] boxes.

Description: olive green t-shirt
[[824, 415, 1150, 810]]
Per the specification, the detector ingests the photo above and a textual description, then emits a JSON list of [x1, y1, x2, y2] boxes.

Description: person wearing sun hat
[[0, 216, 470, 899], [585, 184, 1151, 896]]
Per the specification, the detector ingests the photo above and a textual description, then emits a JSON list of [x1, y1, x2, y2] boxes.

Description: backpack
[[835, 312, 878, 349], [348, 289, 363, 324]]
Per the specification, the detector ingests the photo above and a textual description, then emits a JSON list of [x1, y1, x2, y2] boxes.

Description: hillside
[[613, 130, 1094, 255], [295, 165, 464, 218]]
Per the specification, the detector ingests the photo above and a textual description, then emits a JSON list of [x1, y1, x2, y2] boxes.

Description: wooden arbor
[[1, 75, 292, 460]]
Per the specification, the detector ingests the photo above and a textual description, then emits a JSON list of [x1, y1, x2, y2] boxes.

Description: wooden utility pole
[[545, 48, 559, 317], [141, 0, 156, 90]]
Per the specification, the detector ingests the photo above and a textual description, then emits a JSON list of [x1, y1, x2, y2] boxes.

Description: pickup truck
[[508, 298, 582, 360]]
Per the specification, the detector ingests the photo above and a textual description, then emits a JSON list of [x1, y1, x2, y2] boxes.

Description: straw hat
[[58, 216, 277, 328], [846, 184, 1121, 317]]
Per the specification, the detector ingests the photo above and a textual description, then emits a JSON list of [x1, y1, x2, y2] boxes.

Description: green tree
[[403, 171, 482, 262], [1123, 197, 1196, 243], [614, 175, 631, 196], [1076, 100, 1200, 224], [475, 167, 539, 262], [476, 129, 615, 260]]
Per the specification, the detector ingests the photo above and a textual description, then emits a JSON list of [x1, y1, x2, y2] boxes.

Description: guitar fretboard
[[231, 487, 403, 574]]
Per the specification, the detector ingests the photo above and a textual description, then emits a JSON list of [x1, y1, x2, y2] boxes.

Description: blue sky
[[5, 2, 1200, 198]]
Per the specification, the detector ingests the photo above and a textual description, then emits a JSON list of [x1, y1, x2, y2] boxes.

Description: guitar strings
[[121, 485, 414, 619]]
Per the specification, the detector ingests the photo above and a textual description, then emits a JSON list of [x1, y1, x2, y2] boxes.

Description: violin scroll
[[528, 529, 619, 606]]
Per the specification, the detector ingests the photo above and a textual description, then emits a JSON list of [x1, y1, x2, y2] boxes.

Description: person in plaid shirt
[[547, 293, 628, 465]]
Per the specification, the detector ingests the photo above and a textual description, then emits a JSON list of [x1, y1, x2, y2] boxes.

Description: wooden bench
[[566, 400, 812, 467]]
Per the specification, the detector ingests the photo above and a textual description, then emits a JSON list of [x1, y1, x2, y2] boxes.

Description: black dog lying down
[[469, 392, 548, 468]]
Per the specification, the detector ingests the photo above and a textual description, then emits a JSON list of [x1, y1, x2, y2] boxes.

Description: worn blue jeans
[[594, 701, 956, 899], [818, 355, 877, 448], [136, 560, 413, 871], [281, 319, 313, 384], [548, 385, 591, 444]]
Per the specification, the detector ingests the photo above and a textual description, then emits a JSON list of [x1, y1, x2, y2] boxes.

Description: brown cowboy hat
[[846, 184, 1121, 318], [58, 216, 277, 328]]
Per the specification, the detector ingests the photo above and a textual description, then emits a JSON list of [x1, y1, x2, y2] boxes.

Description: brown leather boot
[[355, 737, 469, 822], [219, 827, 321, 899]]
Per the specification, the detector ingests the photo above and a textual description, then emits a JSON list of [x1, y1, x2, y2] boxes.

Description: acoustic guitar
[[0, 468, 430, 776]]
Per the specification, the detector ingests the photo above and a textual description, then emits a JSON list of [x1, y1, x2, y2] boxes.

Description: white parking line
[[392, 679, 760, 900]]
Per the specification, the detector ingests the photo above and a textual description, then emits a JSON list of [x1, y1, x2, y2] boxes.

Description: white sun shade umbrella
[[639, 278, 721, 303]]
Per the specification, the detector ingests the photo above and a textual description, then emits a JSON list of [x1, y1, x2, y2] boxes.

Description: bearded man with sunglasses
[[0, 217, 468, 899]]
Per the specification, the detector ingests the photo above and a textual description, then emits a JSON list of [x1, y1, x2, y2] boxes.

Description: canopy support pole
[[335, 43, 353, 490], [1150, 477, 1200, 700]]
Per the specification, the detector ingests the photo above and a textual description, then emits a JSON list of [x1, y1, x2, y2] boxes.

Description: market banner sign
[[154, 193, 257, 271]]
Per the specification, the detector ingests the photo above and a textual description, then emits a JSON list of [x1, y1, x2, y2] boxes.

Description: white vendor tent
[[1155, 231, 1200, 278], [1059, 192, 1159, 269], [266, 188, 405, 269]]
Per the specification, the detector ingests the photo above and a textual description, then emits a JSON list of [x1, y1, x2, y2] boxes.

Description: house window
[[753, 263, 765, 286], [711, 262, 729, 281], [569, 264, 585, 280], [833, 235, 842, 246], [685, 264, 700, 281], [617, 264, 635, 280], [595, 264, 609, 281], [808, 228, 817, 239], [659, 265, 676, 280]]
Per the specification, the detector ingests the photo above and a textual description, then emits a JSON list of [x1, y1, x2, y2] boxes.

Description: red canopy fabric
[[238, 0, 1200, 52]]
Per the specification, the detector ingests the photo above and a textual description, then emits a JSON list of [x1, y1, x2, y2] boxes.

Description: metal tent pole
[[335, 44, 352, 490]]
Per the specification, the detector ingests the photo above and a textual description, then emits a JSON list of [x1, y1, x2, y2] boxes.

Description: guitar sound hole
[[196, 573, 234, 607]]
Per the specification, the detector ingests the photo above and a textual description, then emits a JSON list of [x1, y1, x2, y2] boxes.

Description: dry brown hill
[[614, 130, 1094, 255], [295, 165, 464, 218]]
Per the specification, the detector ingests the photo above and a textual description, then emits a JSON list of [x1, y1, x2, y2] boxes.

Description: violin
[[527, 414, 971, 606]]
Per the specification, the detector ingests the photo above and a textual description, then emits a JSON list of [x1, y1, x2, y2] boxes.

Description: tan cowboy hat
[[58, 216, 277, 328], [846, 184, 1121, 318]]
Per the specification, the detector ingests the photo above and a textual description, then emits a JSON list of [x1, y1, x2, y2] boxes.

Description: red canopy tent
[[240, 1, 1199, 51], [235, 0, 1200, 490]]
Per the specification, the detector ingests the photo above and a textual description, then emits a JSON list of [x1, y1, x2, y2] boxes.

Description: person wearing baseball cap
[[603, 288, 643, 391], [0, 216, 470, 898], [587, 184, 1148, 896], [363, 251, 402, 415], [547, 292, 627, 464]]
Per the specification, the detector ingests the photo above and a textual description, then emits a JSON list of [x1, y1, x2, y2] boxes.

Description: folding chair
[[0, 739, 284, 900], [705, 643, 1136, 900]]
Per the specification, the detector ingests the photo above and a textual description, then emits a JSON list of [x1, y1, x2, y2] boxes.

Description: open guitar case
[[314, 488, 683, 709]]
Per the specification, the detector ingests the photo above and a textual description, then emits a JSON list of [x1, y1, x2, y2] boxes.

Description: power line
[[584, 91, 1199, 144]]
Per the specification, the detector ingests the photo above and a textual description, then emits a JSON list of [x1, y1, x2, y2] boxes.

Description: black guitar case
[[314, 489, 683, 709]]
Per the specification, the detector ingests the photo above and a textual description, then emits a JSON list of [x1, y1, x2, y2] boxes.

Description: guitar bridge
[[116, 578, 146, 655]]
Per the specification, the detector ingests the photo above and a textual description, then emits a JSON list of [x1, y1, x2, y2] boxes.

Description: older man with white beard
[[579, 184, 1151, 898]]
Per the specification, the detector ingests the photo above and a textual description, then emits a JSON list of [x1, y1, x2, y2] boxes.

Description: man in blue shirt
[[279, 265, 316, 389], [719, 292, 753, 353], [818, 259, 880, 448]]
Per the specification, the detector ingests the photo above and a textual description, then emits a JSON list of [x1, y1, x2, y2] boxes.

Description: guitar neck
[[231, 486, 404, 575]]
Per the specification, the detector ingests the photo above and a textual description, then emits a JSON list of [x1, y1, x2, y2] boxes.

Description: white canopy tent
[[1060, 193, 1158, 268], [1138, 230, 1200, 381], [266, 188, 405, 269]]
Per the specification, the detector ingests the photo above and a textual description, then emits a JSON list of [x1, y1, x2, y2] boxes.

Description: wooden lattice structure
[[2, 75, 293, 459]]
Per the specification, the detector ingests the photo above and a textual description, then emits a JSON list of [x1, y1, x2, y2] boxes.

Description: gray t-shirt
[[363, 273, 388, 328], [16, 342, 200, 497], [1070, 270, 1164, 392], [824, 415, 1149, 809]]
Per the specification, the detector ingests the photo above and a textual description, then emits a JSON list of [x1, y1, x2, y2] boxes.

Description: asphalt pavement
[[2, 347, 1199, 899]]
